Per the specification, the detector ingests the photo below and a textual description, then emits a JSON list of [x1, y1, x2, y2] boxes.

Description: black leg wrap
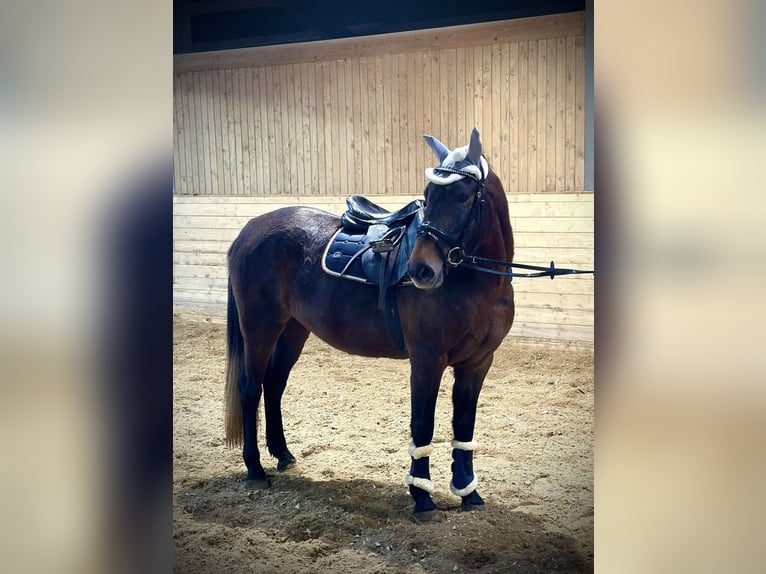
[[407, 457, 436, 513], [450, 448, 479, 498]]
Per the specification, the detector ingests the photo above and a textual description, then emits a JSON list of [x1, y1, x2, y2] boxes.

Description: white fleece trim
[[408, 440, 433, 460], [425, 157, 488, 186], [451, 439, 478, 451], [404, 474, 436, 494], [450, 475, 479, 497]]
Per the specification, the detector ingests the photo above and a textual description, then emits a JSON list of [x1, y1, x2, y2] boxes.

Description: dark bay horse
[[224, 128, 515, 520]]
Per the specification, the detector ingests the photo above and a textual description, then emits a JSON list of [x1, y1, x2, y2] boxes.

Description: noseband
[[416, 169, 486, 269]]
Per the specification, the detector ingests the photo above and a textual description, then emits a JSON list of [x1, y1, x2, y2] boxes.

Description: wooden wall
[[173, 193, 593, 346], [173, 13, 586, 197]]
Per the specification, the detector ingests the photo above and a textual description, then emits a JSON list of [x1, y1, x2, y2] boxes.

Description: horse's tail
[[224, 278, 244, 447]]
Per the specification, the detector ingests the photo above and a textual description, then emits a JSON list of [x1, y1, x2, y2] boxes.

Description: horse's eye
[[457, 192, 470, 203]]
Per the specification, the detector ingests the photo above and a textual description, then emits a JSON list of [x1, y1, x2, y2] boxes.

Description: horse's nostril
[[417, 264, 435, 282]]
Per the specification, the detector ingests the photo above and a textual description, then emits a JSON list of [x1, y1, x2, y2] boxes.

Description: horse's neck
[[478, 192, 513, 262]]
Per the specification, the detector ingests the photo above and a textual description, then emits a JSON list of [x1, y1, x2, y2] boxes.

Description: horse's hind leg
[[239, 320, 286, 489], [263, 318, 310, 471], [451, 355, 493, 509]]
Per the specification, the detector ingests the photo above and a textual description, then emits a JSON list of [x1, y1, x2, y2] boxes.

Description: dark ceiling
[[174, 0, 585, 53]]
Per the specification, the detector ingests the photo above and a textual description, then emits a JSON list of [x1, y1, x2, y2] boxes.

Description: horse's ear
[[466, 128, 482, 165], [422, 135, 450, 163]]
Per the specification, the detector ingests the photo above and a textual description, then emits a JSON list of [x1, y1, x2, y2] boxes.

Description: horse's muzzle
[[408, 242, 444, 289]]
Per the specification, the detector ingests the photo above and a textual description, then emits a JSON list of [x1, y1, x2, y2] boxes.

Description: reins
[[459, 256, 595, 281]]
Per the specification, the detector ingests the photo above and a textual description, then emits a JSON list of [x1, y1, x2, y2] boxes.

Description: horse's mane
[[484, 167, 514, 263]]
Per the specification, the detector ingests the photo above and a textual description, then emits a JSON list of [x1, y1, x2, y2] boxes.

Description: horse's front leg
[[451, 354, 493, 509], [406, 354, 446, 521]]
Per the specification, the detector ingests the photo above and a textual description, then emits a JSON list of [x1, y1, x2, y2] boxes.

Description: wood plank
[[173, 75, 186, 194], [173, 288, 228, 305], [545, 39, 556, 191], [391, 54, 401, 195], [234, 68, 246, 195], [197, 72, 211, 195], [491, 44, 501, 168], [513, 231, 593, 249], [189, 72, 203, 195], [359, 57, 370, 196], [456, 48, 465, 156], [273, 65, 286, 194], [291, 63, 303, 196], [518, 41, 528, 193], [241, 68, 252, 195], [536, 40, 546, 192], [496, 43, 508, 186], [391, 54, 409, 194], [527, 40, 538, 194], [207, 71, 220, 195], [463, 46, 474, 145], [508, 42, 519, 193], [565, 36, 576, 191], [346, 58, 357, 195], [446, 48, 457, 151], [181, 73, 196, 195], [322, 61, 334, 191], [314, 62, 326, 193], [374, 56, 385, 191], [555, 37, 566, 191], [174, 240, 230, 254], [252, 68, 264, 195], [482, 45, 492, 156], [369, 56, 381, 192], [173, 227, 241, 242], [288, 64, 300, 195], [512, 276, 594, 296], [174, 252, 229, 267], [430, 50, 441, 145], [507, 200, 593, 218], [263, 66, 276, 195], [513, 248, 593, 267], [575, 35, 585, 191], [509, 217, 594, 233], [516, 306, 593, 327], [352, 57, 363, 196], [301, 62, 312, 195], [335, 59, 347, 195], [407, 52, 418, 193], [174, 14, 586, 71], [174, 276, 229, 291], [511, 321, 593, 343], [420, 52, 431, 169], [213, 69, 227, 196], [473, 46, 483, 137], [514, 291, 594, 311], [412, 54, 430, 174], [224, 69, 236, 195], [382, 55, 394, 194], [174, 264, 229, 279], [272, 65, 284, 195]]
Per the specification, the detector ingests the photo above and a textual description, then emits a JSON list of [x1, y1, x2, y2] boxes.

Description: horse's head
[[408, 128, 489, 289]]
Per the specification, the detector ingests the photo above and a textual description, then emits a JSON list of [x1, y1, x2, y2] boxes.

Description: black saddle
[[340, 196, 423, 232], [322, 196, 424, 351]]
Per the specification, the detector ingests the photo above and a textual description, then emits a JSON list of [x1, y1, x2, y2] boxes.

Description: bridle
[[416, 167, 487, 270]]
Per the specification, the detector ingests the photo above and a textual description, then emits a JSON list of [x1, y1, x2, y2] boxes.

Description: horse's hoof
[[277, 457, 297, 472], [461, 490, 485, 510], [412, 509, 442, 524], [244, 477, 271, 490]]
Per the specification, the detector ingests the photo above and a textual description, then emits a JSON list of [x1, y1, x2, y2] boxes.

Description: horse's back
[[229, 206, 337, 256]]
